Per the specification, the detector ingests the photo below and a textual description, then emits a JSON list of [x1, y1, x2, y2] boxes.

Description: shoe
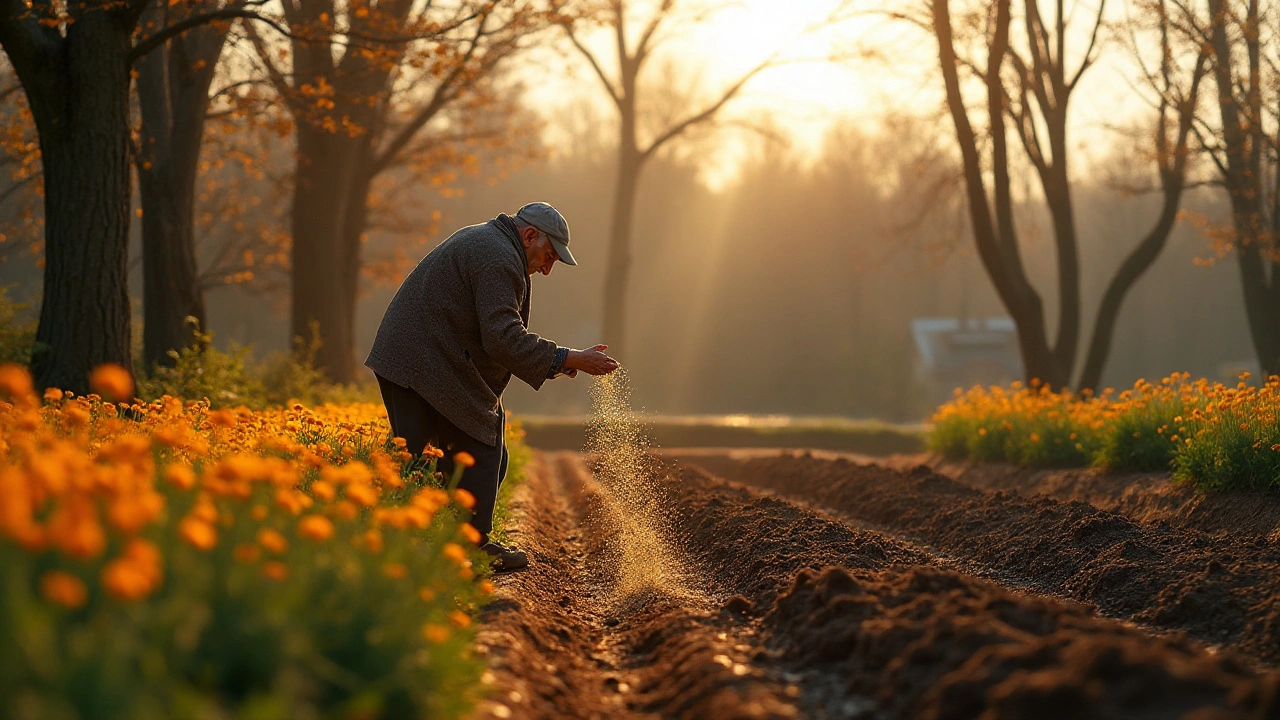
[[480, 540, 528, 572]]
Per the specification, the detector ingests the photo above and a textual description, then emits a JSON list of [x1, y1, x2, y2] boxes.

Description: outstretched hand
[[563, 344, 619, 377]]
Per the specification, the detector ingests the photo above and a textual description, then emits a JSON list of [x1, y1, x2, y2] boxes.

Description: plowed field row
[[472, 451, 1280, 719]]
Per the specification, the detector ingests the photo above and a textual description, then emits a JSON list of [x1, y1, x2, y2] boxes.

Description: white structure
[[912, 317, 1022, 405]]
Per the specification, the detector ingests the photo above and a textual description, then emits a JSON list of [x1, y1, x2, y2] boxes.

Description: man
[[366, 202, 618, 571]]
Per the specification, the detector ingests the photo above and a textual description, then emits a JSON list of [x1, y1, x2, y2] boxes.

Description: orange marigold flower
[[48, 497, 107, 561], [460, 523, 481, 545], [360, 529, 383, 553], [179, 516, 218, 551], [298, 514, 334, 542], [102, 560, 152, 601], [257, 528, 288, 554], [88, 363, 135, 402], [479, 579, 495, 595], [233, 544, 260, 563], [419, 587, 437, 602], [383, 563, 407, 579], [442, 542, 468, 565], [106, 492, 165, 535], [310, 480, 336, 501], [0, 363, 35, 402], [40, 571, 87, 608], [345, 483, 378, 508], [331, 500, 359, 521], [453, 489, 476, 511], [453, 451, 475, 468], [101, 542, 162, 602], [261, 561, 288, 581], [250, 505, 269, 521], [422, 623, 450, 644], [447, 610, 471, 628], [392, 436, 408, 449], [43, 387, 62, 403], [163, 464, 197, 490]]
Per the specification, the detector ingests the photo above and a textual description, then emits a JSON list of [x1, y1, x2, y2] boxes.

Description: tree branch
[[640, 54, 773, 159], [1068, 0, 1107, 90], [562, 22, 622, 108], [130, 6, 287, 64]]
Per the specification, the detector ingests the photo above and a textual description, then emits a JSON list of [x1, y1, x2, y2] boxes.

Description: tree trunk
[[1236, 247, 1280, 376], [933, 0, 1061, 388], [1076, 182, 1184, 390], [336, 154, 373, 374], [1205, 0, 1280, 377], [602, 145, 641, 358], [291, 125, 360, 383], [137, 35, 213, 368], [19, 12, 136, 394]]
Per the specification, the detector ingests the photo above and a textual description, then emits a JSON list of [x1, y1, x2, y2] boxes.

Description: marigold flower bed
[[929, 373, 1280, 491], [0, 363, 500, 719]]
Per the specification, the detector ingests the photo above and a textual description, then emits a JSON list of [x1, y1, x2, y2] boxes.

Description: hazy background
[[0, 0, 1255, 420]]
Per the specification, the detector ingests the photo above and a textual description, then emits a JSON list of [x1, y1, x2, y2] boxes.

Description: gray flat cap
[[515, 201, 576, 266]]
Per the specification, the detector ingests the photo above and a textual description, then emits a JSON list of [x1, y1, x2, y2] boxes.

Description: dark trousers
[[376, 375, 508, 536]]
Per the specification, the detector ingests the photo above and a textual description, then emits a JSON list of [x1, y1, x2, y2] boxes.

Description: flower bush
[[0, 362, 502, 719], [930, 373, 1280, 491]]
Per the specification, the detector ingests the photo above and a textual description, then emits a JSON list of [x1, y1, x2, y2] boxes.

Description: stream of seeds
[[584, 369, 687, 597]]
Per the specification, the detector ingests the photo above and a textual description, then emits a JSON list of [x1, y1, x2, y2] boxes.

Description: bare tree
[[558, 0, 778, 356], [931, 0, 1204, 389]]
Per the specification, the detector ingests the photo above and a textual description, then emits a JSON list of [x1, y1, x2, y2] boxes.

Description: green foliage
[[488, 417, 532, 546], [0, 285, 37, 365], [930, 375, 1280, 492], [136, 327, 265, 408], [1093, 395, 1188, 473], [136, 322, 378, 409]]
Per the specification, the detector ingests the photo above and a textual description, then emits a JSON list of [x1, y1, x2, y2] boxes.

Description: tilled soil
[[473, 450, 1280, 719], [675, 452, 1280, 665], [888, 454, 1280, 540]]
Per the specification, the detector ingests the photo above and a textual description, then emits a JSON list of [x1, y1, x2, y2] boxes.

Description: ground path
[[471, 449, 1280, 719]]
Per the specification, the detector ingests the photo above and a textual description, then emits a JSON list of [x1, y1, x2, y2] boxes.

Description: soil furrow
[[473, 452, 802, 719], [673, 452, 1280, 665], [888, 455, 1280, 540], [477, 450, 1280, 719]]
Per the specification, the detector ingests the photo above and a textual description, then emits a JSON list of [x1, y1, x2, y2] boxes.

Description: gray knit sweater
[[365, 214, 559, 446]]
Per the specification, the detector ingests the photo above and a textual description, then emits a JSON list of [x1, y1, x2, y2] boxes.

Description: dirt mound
[[887, 454, 1280, 540], [768, 565, 1277, 719], [676, 453, 1280, 665]]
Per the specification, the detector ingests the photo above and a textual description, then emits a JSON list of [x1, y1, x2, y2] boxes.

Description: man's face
[[522, 228, 560, 276]]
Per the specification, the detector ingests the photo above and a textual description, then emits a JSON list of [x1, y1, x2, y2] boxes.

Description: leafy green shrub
[[136, 325, 267, 408], [1093, 391, 1189, 472]]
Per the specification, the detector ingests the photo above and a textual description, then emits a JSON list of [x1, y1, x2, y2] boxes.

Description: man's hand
[[563, 344, 619, 377]]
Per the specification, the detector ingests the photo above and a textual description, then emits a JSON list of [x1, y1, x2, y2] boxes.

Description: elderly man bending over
[[366, 202, 618, 571]]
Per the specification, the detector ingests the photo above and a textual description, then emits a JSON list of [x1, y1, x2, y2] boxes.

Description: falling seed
[[508, 691, 523, 703], [490, 705, 512, 719], [713, 654, 733, 667], [733, 664, 749, 676], [585, 369, 683, 596]]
